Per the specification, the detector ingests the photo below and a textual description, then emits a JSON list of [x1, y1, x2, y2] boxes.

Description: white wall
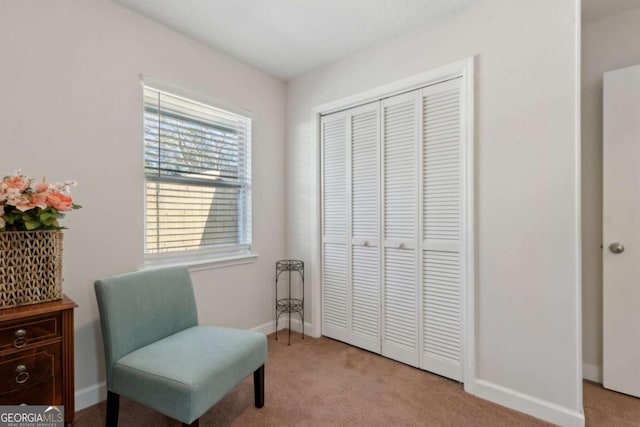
[[0, 0, 285, 407], [581, 6, 640, 382], [286, 0, 582, 425]]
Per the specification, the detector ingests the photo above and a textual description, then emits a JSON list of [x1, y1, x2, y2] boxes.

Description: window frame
[[140, 79, 256, 269]]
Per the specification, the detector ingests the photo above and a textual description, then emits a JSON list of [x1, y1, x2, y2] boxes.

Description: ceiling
[[113, 0, 473, 81], [114, 0, 640, 81]]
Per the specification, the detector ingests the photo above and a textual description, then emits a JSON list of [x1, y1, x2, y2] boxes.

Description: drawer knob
[[14, 365, 29, 384], [13, 329, 27, 348]]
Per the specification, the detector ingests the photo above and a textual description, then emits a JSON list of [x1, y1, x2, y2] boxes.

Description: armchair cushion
[[112, 325, 267, 424]]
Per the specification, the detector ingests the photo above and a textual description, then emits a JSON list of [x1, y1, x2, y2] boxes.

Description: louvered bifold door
[[381, 91, 421, 367], [349, 103, 381, 353], [420, 78, 464, 381], [321, 112, 350, 342]]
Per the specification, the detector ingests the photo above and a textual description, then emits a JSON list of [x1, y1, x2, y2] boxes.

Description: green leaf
[[42, 218, 60, 227], [24, 220, 40, 230], [39, 211, 57, 221]]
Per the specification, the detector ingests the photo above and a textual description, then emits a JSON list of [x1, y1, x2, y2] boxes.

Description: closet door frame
[[314, 57, 475, 388]]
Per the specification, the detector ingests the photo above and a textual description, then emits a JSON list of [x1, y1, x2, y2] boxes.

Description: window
[[143, 85, 252, 263]]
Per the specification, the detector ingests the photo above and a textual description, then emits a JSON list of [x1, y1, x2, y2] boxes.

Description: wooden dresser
[[0, 296, 77, 426]]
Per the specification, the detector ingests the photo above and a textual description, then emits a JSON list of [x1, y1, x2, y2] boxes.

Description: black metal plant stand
[[275, 259, 304, 345]]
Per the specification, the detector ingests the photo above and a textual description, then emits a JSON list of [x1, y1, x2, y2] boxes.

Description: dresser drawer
[[0, 315, 60, 351], [0, 296, 76, 424], [0, 344, 61, 394], [0, 377, 61, 406]]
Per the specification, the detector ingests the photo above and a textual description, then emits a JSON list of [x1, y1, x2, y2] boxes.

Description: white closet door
[[381, 91, 420, 367], [420, 78, 464, 381], [321, 112, 350, 342], [350, 103, 380, 352], [321, 75, 468, 381]]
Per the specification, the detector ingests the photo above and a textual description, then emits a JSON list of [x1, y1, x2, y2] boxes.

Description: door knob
[[609, 242, 625, 254]]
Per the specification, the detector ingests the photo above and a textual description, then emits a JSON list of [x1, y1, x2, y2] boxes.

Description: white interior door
[[420, 78, 464, 381], [350, 103, 381, 353], [321, 112, 349, 342], [381, 90, 420, 367], [603, 63, 640, 398]]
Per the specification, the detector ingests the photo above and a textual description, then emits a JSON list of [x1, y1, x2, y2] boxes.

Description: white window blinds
[[143, 86, 251, 256]]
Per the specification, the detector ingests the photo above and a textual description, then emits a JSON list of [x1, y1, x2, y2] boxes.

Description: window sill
[[143, 252, 259, 272]]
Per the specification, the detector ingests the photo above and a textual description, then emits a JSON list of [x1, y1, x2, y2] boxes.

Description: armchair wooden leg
[[254, 364, 265, 408], [106, 391, 120, 427], [182, 420, 199, 427]]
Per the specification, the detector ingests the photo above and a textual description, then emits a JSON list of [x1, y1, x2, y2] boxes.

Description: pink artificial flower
[[6, 188, 27, 206], [3, 176, 29, 192], [32, 192, 48, 207], [33, 183, 49, 193], [16, 192, 48, 212], [46, 191, 73, 211]]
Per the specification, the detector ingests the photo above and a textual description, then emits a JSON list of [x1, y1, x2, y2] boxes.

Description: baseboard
[[279, 317, 313, 335], [582, 363, 602, 383], [251, 319, 314, 336], [75, 381, 106, 411], [251, 320, 277, 335], [470, 379, 585, 427]]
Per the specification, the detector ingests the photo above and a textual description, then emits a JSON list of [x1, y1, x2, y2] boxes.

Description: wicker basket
[[0, 230, 63, 308]]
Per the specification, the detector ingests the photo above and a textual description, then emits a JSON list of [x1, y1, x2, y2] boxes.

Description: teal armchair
[[94, 266, 267, 427]]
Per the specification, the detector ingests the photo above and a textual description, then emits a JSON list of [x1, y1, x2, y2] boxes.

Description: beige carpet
[[584, 381, 640, 426], [76, 333, 640, 426]]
